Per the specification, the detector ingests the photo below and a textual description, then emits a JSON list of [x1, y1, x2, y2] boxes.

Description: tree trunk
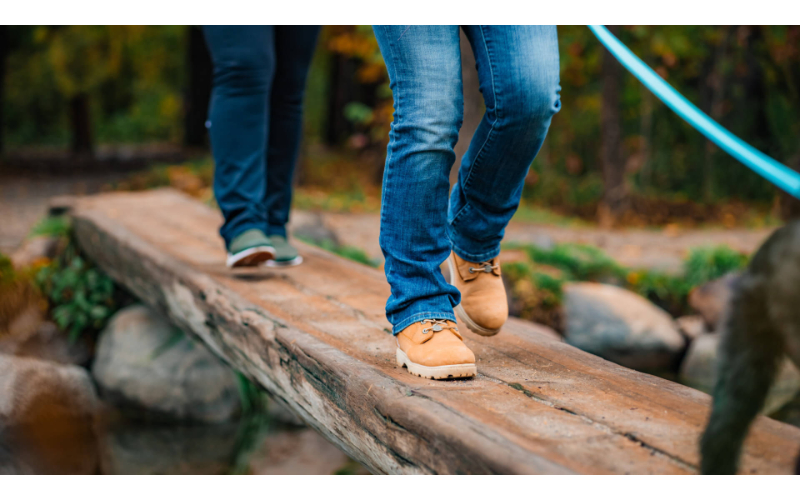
[[69, 93, 93, 156], [0, 25, 7, 156], [702, 27, 732, 202], [779, 156, 800, 221], [451, 27, 483, 186], [639, 86, 653, 189], [184, 26, 213, 149], [325, 54, 354, 146], [599, 25, 626, 226]]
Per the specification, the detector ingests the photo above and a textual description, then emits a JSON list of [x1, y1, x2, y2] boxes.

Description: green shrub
[[682, 245, 749, 287], [521, 243, 627, 284], [35, 219, 126, 342], [29, 215, 72, 238]]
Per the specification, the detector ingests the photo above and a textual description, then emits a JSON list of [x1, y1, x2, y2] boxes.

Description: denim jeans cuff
[[450, 241, 501, 264], [390, 311, 457, 335]]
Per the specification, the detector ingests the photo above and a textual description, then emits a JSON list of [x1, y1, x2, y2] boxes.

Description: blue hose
[[588, 25, 800, 199]]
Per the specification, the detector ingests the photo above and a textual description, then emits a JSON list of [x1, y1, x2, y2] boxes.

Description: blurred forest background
[[2, 25, 800, 226]]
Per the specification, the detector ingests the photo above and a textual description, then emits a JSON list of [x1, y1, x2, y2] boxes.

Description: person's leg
[[203, 26, 275, 249], [446, 26, 561, 334], [450, 26, 561, 261], [264, 26, 320, 239], [373, 25, 463, 334]]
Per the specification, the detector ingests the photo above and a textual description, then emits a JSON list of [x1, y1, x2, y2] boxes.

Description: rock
[[688, 272, 740, 329], [0, 320, 93, 366], [10, 235, 61, 269], [680, 333, 800, 414], [563, 282, 685, 372], [675, 315, 709, 342], [97, 418, 240, 474], [0, 354, 99, 474], [92, 304, 241, 423]]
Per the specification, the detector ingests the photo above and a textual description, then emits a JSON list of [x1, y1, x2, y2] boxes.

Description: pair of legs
[[203, 26, 319, 254], [373, 25, 561, 335]]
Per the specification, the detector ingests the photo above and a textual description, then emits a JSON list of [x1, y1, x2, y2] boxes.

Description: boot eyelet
[[468, 267, 475, 273], [422, 328, 430, 334]]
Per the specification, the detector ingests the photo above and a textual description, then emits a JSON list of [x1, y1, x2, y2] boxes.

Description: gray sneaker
[[265, 235, 303, 267], [226, 229, 275, 268]]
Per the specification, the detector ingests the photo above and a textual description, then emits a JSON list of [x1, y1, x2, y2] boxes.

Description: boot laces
[[468, 261, 499, 274], [421, 319, 458, 334]]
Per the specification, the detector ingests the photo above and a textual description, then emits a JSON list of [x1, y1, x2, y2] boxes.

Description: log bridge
[[69, 189, 800, 474]]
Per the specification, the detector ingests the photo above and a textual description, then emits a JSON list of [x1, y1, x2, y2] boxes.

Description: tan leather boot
[[446, 251, 508, 336], [396, 319, 476, 379]]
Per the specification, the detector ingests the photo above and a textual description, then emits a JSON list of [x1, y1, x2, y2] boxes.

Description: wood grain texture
[[71, 189, 800, 474]]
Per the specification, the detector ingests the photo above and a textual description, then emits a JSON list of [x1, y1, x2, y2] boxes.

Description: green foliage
[[343, 102, 374, 126], [682, 245, 749, 287], [0, 252, 47, 333], [29, 215, 71, 238], [235, 372, 270, 415], [6, 25, 800, 214], [35, 219, 122, 342], [0, 253, 14, 286], [4, 26, 185, 147], [227, 413, 272, 475], [522, 243, 627, 283]]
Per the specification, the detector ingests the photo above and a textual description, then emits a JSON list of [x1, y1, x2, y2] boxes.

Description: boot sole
[[396, 348, 476, 380], [226, 246, 276, 268], [265, 255, 304, 268], [446, 257, 502, 337]]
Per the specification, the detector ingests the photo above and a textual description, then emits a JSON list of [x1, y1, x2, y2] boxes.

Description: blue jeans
[[373, 25, 561, 334], [203, 26, 320, 247]]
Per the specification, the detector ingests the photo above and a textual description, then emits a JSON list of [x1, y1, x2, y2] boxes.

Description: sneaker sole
[[265, 255, 304, 268], [446, 257, 502, 337], [226, 246, 276, 268], [396, 348, 476, 380]]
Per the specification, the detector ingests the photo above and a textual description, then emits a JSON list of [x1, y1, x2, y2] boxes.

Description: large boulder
[[0, 354, 99, 474], [563, 282, 685, 372], [92, 304, 241, 423], [679, 333, 800, 414], [688, 272, 740, 330]]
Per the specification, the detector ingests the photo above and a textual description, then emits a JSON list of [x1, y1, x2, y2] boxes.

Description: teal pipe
[[588, 25, 800, 199]]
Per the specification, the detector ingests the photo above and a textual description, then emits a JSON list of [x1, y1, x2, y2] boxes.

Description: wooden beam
[[71, 189, 800, 474]]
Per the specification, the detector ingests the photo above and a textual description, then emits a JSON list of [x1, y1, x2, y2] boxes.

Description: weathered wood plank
[[71, 189, 800, 474]]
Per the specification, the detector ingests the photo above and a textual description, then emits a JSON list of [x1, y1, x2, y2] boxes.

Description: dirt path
[[291, 211, 775, 273], [2, 170, 775, 273]]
